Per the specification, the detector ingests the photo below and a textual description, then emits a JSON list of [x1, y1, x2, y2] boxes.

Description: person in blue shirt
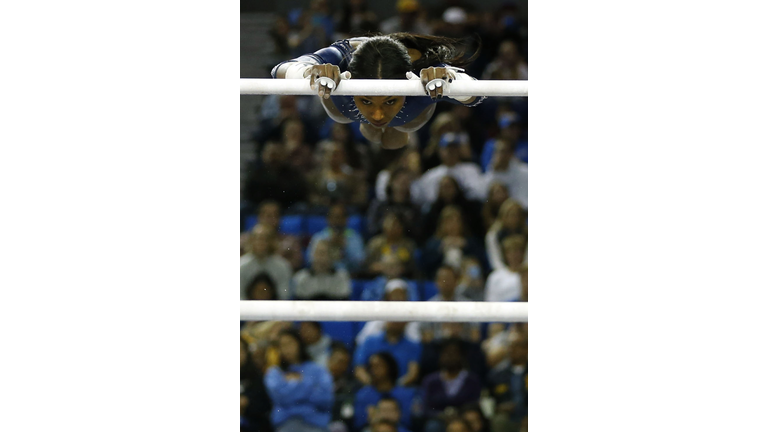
[[362, 397, 413, 432], [486, 335, 527, 432], [354, 352, 418, 432], [307, 201, 366, 275], [264, 328, 335, 432], [354, 321, 422, 387], [272, 33, 486, 149]]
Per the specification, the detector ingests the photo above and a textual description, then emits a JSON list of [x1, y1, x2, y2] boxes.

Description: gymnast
[[272, 33, 485, 150]]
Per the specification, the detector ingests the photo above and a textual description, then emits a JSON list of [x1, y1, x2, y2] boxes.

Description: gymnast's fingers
[[421, 67, 437, 99]]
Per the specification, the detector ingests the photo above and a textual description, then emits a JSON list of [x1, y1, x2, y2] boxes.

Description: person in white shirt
[[422, 266, 480, 343], [356, 279, 421, 346], [240, 224, 294, 300], [484, 236, 526, 302], [483, 139, 527, 210], [292, 239, 352, 300], [485, 199, 527, 271], [412, 132, 486, 207]]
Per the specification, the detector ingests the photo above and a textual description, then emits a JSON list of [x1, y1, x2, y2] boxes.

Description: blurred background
[[241, 1, 528, 431]]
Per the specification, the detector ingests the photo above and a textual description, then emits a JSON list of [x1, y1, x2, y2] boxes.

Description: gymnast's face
[[353, 96, 405, 128]]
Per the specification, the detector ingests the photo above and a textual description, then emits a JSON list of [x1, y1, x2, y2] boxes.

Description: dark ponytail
[[389, 32, 481, 70], [348, 33, 481, 80]]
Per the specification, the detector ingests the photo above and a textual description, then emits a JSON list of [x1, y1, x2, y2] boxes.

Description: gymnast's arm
[[272, 43, 357, 125]]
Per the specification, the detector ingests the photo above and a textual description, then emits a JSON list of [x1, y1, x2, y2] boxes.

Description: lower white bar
[[240, 300, 528, 322], [240, 78, 528, 97]]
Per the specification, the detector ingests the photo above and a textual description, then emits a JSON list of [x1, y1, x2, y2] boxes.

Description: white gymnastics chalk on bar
[[240, 300, 528, 322], [240, 78, 528, 97]]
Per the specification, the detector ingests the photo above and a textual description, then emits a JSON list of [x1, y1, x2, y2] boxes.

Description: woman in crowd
[[264, 328, 335, 432], [293, 238, 352, 300], [364, 211, 418, 278], [484, 235, 526, 303], [422, 206, 486, 279], [484, 198, 526, 271], [481, 181, 510, 232], [272, 33, 485, 149], [240, 224, 293, 300], [422, 176, 484, 240], [354, 352, 418, 432], [308, 141, 369, 209], [367, 167, 422, 240], [241, 336, 273, 432]]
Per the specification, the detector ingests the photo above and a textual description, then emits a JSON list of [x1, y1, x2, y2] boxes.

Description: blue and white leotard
[[271, 38, 485, 128]]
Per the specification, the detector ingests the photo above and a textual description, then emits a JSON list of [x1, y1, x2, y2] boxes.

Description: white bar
[[240, 301, 528, 322], [240, 78, 528, 97]]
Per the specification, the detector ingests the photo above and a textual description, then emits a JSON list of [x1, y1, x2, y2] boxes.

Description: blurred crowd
[[241, 1, 527, 431]]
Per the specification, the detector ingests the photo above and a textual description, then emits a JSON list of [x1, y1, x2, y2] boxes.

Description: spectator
[[481, 40, 528, 81], [485, 199, 526, 271], [481, 323, 512, 374], [460, 404, 489, 432], [421, 339, 483, 432], [317, 122, 371, 174], [354, 352, 418, 431], [369, 419, 400, 432], [487, 336, 527, 432], [256, 200, 305, 271], [264, 328, 334, 432], [269, 16, 292, 57], [445, 418, 473, 432], [481, 182, 510, 232], [329, 342, 360, 432], [413, 133, 486, 207], [482, 139, 527, 211], [421, 266, 480, 344], [308, 0, 336, 45], [241, 224, 293, 300], [484, 235, 526, 303], [309, 141, 369, 209], [422, 207, 486, 279], [422, 175, 484, 240], [354, 322, 422, 387], [293, 239, 352, 300], [334, 0, 379, 39], [380, 0, 431, 35], [455, 257, 485, 302], [241, 337, 274, 432], [242, 141, 309, 211], [307, 202, 366, 275], [429, 265, 469, 303], [367, 167, 422, 240], [481, 110, 526, 173], [282, 117, 315, 173], [299, 321, 333, 368], [357, 279, 421, 346], [241, 232, 250, 257], [420, 112, 466, 172], [245, 273, 278, 301], [447, 105, 489, 158], [375, 148, 424, 202], [364, 212, 418, 278], [360, 256, 420, 303], [363, 397, 413, 432], [433, 6, 473, 39]]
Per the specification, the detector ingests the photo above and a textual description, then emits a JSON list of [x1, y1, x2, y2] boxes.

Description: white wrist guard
[[446, 66, 474, 102], [284, 62, 314, 79]]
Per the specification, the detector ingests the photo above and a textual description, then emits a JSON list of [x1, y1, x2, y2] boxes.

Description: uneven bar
[[240, 300, 528, 322], [240, 78, 528, 97]]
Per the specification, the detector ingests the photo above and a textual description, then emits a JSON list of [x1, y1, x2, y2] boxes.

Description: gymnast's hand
[[419, 66, 452, 100], [309, 64, 351, 100]]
